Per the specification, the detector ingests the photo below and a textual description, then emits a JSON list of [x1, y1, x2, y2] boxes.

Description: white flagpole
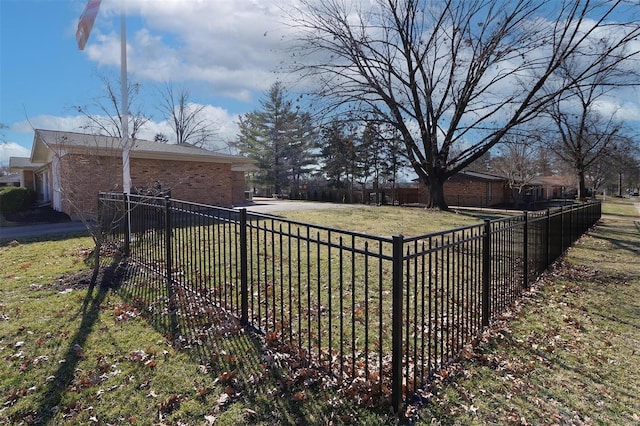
[[120, 4, 131, 194]]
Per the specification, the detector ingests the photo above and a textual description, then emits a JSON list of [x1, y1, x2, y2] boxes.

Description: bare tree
[[289, 0, 640, 209], [37, 130, 180, 286], [157, 84, 218, 148], [37, 131, 125, 286], [492, 135, 541, 198], [74, 73, 149, 139], [587, 135, 638, 196], [543, 42, 639, 199], [465, 151, 493, 174]]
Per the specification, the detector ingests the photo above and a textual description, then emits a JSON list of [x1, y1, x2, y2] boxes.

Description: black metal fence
[[98, 193, 601, 413]]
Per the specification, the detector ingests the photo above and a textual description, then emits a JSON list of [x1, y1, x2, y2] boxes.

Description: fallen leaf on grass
[[217, 392, 229, 407], [218, 370, 236, 383], [159, 394, 181, 416]]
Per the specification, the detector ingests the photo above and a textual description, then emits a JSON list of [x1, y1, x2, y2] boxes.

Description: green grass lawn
[[272, 205, 484, 236], [410, 196, 640, 424], [1, 199, 637, 424]]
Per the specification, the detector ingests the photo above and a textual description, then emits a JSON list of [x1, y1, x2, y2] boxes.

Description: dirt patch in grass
[[37, 260, 126, 293]]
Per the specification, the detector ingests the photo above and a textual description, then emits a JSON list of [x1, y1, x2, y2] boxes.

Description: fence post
[[523, 211, 529, 290], [239, 208, 249, 324], [391, 234, 404, 415], [482, 220, 491, 327], [164, 196, 178, 340], [560, 206, 565, 254], [545, 209, 551, 268], [123, 192, 130, 257], [568, 204, 573, 245]]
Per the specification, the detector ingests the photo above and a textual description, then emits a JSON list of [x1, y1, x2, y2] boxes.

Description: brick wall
[[443, 179, 508, 207], [57, 153, 245, 218], [58, 154, 120, 218], [231, 171, 247, 205], [417, 177, 510, 207], [131, 158, 235, 207]]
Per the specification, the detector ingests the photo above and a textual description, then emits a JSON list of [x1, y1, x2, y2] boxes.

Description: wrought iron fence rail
[[98, 192, 601, 413], [245, 218, 394, 261]]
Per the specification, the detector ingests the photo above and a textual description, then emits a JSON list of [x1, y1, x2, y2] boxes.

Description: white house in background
[[8, 156, 47, 200], [0, 174, 21, 188]]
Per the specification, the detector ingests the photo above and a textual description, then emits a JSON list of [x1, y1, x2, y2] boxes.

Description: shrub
[[0, 187, 36, 213]]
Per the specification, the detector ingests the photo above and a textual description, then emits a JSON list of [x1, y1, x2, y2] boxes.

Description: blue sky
[[1, 0, 639, 168], [1, 0, 297, 164]]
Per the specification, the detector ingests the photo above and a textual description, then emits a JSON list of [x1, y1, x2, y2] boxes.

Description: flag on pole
[[76, 0, 102, 50]]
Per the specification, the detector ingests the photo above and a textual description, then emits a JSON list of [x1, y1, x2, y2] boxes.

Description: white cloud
[[12, 115, 89, 134], [81, 0, 640, 132], [86, 0, 297, 102], [0, 142, 31, 166], [593, 96, 640, 123]]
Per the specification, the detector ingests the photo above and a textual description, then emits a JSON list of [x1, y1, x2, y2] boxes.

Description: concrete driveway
[[0, 221, 88, 241], [1, 199, 365, 241]]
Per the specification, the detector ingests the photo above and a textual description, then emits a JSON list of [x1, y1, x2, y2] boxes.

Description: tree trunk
[[578, 170, 587, 201], [89, 239, 101, 290], [425, 174, 448, 210], [618, 172, 623, 197]]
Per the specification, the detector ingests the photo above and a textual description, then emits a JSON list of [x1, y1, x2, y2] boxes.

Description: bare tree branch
[[288, 0, 640, 208], [157, 84, 219, 148], [73, 72, 149, 139]]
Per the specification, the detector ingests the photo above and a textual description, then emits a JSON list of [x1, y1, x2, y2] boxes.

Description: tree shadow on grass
[[36, 260, 126, 425], [586, 219, 640, 257], [115, 263, 374, 425]]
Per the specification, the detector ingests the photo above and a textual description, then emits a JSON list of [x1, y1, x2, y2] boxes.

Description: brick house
[[7, 157, 42, 189], [10, 129, 256, 219], [527, 175, 577, 200], [418, 170, 512, 207]]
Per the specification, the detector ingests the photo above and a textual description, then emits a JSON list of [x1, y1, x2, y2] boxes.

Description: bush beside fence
[[98, 193, 601, 413]]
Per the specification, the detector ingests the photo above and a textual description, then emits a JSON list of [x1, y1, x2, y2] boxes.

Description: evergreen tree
[[234, 82, 315, 195], [319, 122, 357, 191]]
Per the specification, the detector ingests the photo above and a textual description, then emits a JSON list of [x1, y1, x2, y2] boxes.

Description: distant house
[[0, 172, 21, 188], [410, 171, 580, 209], [9, 129, 256, 219], [8, 157, 46, 195], [528, 175, 577, 200], [417, 170, 512, 207]]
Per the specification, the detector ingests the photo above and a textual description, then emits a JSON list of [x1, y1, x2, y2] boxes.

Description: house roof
[[9, 156, 46, 172], [530, 175, 575, 187], [412, 170, 508, 184], [30, 129, 257, 171], [450, 170, 507, 182]]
